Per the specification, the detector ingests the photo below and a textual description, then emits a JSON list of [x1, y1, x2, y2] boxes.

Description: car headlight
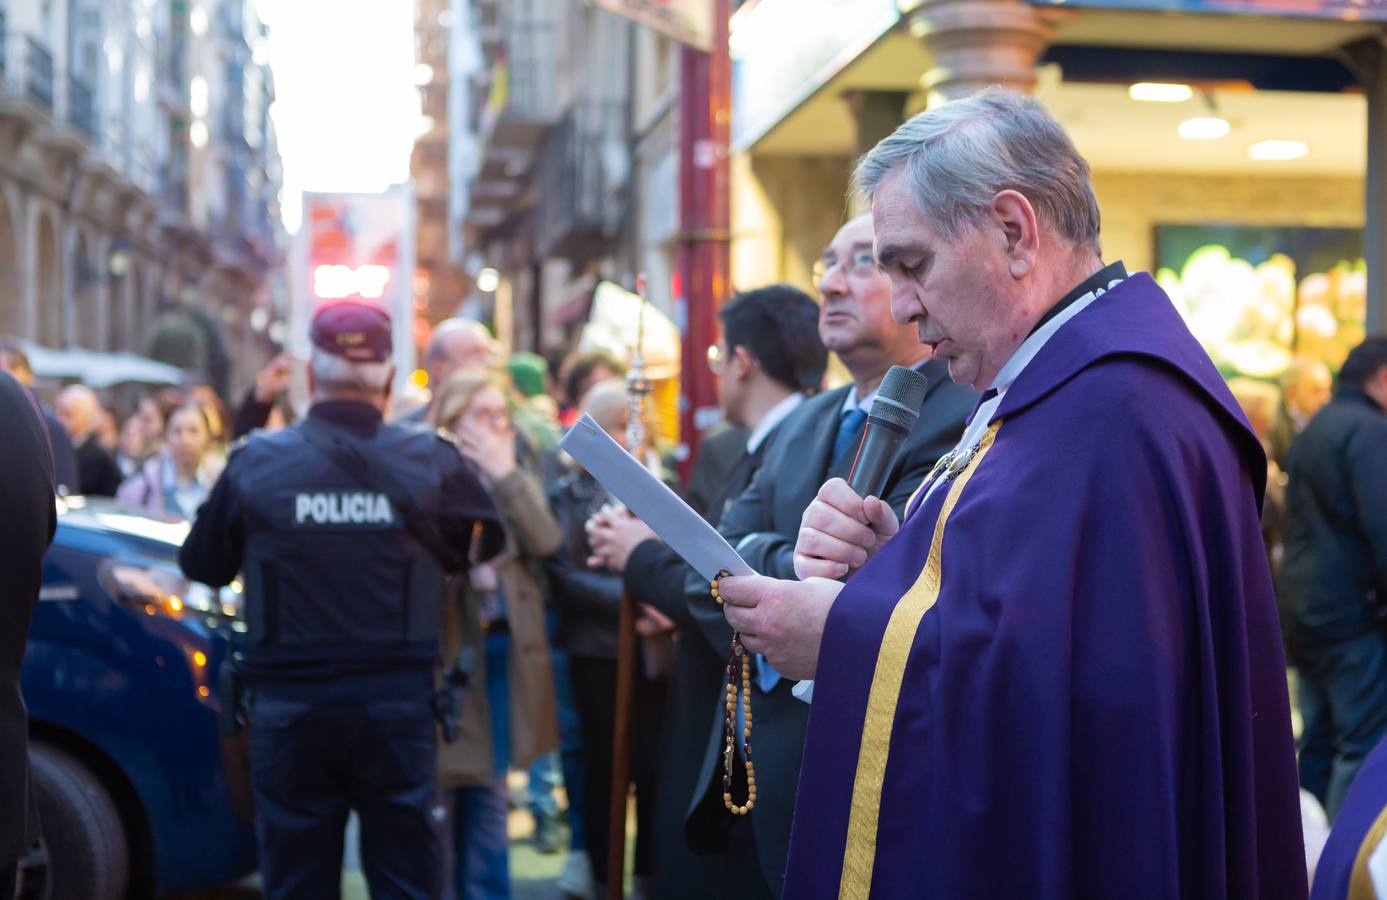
[[99, 560, 247, 633]]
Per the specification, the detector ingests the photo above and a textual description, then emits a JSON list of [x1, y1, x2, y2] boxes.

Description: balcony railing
[[23, 37, 52, 109], [476, 8, 556, 140], [157, 35, 187, 99], [535, 99, 628, 260], [1, 34, 55, 111], [68, 74, 96, 141]]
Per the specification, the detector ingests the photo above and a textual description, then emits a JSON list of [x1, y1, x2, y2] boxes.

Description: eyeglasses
[[706, 343, 724, 374], [812, 249, 878, 285], [467, 406, 510, 428]]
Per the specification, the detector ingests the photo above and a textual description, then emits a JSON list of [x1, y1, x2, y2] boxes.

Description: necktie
[[833, 407, 868, 460], [755, 655, 780, 693], [736, 656, 782, 758]]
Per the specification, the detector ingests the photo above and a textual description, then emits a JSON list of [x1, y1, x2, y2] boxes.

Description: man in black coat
[[1281, 335, 1387, 819], [0, 339, 79, 494], [0, 372, 58, 897], [55, 385, 122, 497], [590, 215, 975, 898]]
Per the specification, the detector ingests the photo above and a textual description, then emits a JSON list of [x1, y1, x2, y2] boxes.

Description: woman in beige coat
[[434, 370, 561, 899]]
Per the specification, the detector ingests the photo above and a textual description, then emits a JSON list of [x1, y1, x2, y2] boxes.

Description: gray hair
[[854, 87, 1101, 255], [310, 348, 392, 393]]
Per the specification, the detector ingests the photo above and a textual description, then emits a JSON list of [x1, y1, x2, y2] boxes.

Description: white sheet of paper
[[558, 414, 752, 580]]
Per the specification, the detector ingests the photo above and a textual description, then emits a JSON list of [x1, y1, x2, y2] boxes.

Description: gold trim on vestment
[[1349, 800, 1387, 900], [837, 421, 1003, 900]]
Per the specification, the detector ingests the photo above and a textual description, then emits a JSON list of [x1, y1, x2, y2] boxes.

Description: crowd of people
[[0, 317, 688, 898], [2, 88, 1387, 900]]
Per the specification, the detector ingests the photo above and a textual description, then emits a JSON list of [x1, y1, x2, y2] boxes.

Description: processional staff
[[607, 277, 653, 900]]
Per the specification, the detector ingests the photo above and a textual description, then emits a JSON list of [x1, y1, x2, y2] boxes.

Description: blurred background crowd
[[1, 319, 665, 899]]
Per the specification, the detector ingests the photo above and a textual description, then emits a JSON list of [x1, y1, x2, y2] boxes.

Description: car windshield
[[57, 496, 191, 548]]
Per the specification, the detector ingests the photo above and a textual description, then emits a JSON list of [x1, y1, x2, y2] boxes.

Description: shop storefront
[[729, 0, 1387, 406]]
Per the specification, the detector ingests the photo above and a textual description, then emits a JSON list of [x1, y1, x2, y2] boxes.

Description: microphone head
[[870, 365, 929, 430]]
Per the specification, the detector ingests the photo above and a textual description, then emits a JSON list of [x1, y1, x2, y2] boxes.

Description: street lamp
[[108, 241, 129, 277]]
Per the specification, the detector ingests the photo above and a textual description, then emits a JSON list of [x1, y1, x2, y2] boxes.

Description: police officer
[[180, 300, 503, 899]]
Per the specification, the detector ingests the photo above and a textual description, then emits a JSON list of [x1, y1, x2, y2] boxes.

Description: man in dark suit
[[590, 284, 830, 898], [0, 372, 58, 898], [590, 214, 975, 898], [681, 423, 749, 520]]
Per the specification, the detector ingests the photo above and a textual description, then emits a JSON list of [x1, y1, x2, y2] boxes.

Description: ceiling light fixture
[[1178, 116, 1231, 140], [1248, 140, 1309, 161], [1129, 82, 1193, 103]]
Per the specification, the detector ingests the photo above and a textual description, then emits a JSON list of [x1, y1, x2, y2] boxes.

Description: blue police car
[[19, 497, 256, 898]]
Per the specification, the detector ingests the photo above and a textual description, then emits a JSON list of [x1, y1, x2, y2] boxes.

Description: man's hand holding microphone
[[721, 365, 927, 681], [793, 478, 899, 580]]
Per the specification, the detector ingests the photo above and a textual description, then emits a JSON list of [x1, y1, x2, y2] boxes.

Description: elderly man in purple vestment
[[717, 88, 1306, 899]]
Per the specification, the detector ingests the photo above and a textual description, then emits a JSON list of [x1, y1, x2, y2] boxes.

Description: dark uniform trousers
[[249, 691, 440, 899]]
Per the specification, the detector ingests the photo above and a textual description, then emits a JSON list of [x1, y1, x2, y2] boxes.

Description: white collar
[[746, 392, 806, 453], [839, 359, 930, 416], [988, 275, 1126, 398], [839, 383, 873, 416], [912, 275, 1126, 515]]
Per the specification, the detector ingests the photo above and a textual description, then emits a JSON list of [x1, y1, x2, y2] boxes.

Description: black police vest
[[233, 419, 448, 678]]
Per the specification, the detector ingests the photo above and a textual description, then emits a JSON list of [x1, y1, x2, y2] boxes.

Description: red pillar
[[674, 0, 731, 480]]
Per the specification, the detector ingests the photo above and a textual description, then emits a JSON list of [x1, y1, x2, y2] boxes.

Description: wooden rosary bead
[[712, 569, 756, 815]]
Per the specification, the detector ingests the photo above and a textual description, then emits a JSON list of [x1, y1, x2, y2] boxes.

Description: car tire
[[28, 744, 129, 900]]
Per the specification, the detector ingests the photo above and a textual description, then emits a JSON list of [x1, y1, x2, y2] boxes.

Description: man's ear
[[732, 345, 756, 380], [991, 189, 1039, 280], [382, 366, 396, 408]]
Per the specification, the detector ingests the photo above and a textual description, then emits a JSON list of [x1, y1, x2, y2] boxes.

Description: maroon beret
[[310, 300, 392, 363]]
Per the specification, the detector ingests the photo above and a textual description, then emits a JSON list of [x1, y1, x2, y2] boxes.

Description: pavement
[[171, 773, 577, 900]]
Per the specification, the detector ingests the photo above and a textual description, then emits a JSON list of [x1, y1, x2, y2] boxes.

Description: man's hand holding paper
[[718, 575, 843, 681]]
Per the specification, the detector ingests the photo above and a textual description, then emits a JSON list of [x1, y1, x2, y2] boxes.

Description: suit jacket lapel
[[814, 385, 853, 482], [712, 441, 766, 524]]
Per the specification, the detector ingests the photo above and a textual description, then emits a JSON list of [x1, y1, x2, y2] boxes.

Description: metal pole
[[605, 589, 637, 900], [607, 293, 652, 899], [674, 0, 731, 480]]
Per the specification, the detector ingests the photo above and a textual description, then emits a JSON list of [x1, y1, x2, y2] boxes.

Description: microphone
[[847, 365, 928, 499]]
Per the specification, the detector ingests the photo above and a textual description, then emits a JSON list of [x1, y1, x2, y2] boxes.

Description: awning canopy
[[22, 342, 185, 389], [579, 281, 682, 381]]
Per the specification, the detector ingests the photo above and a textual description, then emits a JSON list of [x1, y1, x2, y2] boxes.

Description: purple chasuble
[[784, 274, 1305, 899], [1311, 734, 1387, 899]]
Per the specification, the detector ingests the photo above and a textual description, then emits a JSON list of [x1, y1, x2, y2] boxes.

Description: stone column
[[21, 195, 40, 343], [844, 90, 911, 214], [844, 90, 911, 162], [61, 219, 78, 348], [902, 0, 1051, 107], [93, 234, 111, 351]]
